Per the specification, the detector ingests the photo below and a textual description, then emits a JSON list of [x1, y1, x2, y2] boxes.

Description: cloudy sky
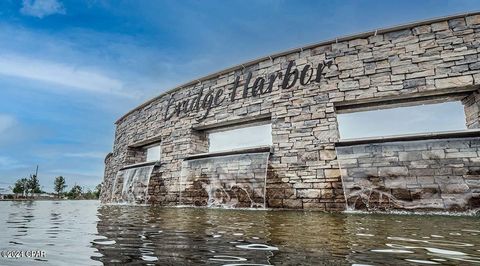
[[0, 0, 478, 192]]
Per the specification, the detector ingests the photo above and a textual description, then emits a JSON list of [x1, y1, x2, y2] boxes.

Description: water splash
[[236, 244, 279, 251], [208, 255, 247, 262], [179, 152, 269, 209]]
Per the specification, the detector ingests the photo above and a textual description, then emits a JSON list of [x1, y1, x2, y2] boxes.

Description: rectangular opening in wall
[[208, 123, 272, 152], [337, 101, 467, 139], [145, 144, 161, 162]]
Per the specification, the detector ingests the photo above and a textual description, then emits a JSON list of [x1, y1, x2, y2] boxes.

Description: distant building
[[0, 187, 12, 199]]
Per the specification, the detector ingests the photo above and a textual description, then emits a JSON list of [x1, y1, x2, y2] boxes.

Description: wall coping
[[104, 152, 113, 164], [335, 129, 480, 146], [183, 145, 272, 161], [120, 160, 160, 170], [335, 88, 476, 114], [192, 113, 271, 131], [129, 134, 163, 148], [115, 11, 480, 125]]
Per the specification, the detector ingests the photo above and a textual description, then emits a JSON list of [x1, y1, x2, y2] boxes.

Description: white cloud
[[20, 0, 66, 18], [0, 156, 27, 170], [0, 156, 17, 167], [0, 114, 16, 134], [64, 152, 106, 159], [0, 54, 131, 97]]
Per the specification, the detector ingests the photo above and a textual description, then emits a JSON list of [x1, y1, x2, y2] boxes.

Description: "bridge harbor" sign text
[[164, 59, 333, 121]]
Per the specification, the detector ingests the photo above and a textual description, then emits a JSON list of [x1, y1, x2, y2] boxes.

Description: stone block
[[268, 199, 283, 208], [384, 29, 411, 40], [446, 151, 478, 158], [319, 149, 337, 160], [267, 188, 285, 199], [378, 166, 408, 176], [441, 183, 470, 194], [448, 18, 466, 30], [442, 194, 469, 210], [435, 176, 465, 184], [384, 176, 407, 188], [391, 65, 414, 74], [403, 78, 426, 88], [338, 80, 360, 91], [421, 150, 445, 159], [413, 25, 431, 35], [313, 182, 332, 189], [431, 21, 449, 31], [406, 69, 435, 79], [321, 188, 334, 198], [283, 199, 303, 209], [466, 15, 480, 25], [349, 38, 368, 47], [324, 169, 341, 178], [435, 76, 473, 89], [417, 176, 435, 184], [303, 202, 326, 210], [465, 180, 480, 189], [297, 189, 321, 198], [398, 151, 422, 161], [377, 85, 403, 91], [281, 156, 298, 164], [325, 202, 344, 210], [392, 188, 412, 201]]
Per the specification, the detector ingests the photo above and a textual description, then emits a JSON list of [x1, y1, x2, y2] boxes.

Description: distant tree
[[53, 176, 67, 197], [27, 174, 41, 197], [69, 184, 83, 199], [83, 189, 96, 200], [93, 183, 102, 199], [12, 178, 29, 197]]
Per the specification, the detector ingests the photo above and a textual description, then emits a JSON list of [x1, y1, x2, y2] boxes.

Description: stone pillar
[[189, 129, 209, 153], [463, 89, 480, 129]]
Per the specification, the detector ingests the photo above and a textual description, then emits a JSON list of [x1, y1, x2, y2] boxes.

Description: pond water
[[1, 200, 479, 265]]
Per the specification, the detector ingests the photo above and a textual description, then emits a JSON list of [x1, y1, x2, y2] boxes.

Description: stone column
[[463, 89, 480, 129]]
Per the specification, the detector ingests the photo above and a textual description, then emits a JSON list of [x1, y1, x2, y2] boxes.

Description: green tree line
[[11, 175, 101, 200]]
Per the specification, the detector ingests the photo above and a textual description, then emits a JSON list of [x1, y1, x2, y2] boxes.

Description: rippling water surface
[[1, 200, 479, 265]]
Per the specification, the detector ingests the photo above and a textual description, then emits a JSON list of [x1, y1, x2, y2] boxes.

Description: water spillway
[[110, 165, 155, 204], [336, 136, 480, 212], [179, 152, 270, 208]]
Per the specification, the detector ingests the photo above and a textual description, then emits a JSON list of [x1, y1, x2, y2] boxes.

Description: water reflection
[[93, 206, 480, 265], [1, 201, 479, 265], [0, 200, 101, 266]]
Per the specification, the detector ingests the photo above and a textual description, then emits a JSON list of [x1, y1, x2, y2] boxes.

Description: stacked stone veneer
[[102, 13, 480, 211], [337, 137, 480, 211], [179, 153, 269, 208], [463, 90, 480, 128]]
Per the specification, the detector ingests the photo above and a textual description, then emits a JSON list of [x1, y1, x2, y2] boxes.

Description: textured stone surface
[[180, 153, 269, 208], [101, 13, 480, 211], [338, 137, 480, 211], [435, 76, 473, 89], [463, 90, 480, 129]]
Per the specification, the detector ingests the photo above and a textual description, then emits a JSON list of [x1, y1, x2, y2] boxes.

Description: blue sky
[[0, 0, 479, 192]]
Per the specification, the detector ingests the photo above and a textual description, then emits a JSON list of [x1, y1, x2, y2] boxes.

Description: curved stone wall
[[101, 13, 480, 211]]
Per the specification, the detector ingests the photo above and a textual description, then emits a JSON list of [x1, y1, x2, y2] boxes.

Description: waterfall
[[179, 152, 270, 209], [110, 165, 155, 204]]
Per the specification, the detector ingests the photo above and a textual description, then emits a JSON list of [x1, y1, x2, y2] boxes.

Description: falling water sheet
[[110, 165, 155, 204], [179, 152, 270, 209]]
